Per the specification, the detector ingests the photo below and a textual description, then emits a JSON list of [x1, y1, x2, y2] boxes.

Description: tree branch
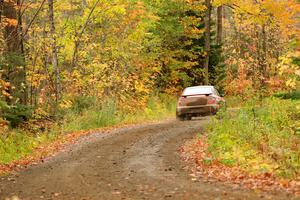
[[71, 0, 101, 67], [79, 0, 101, 38], [21, 0, 47, 41]]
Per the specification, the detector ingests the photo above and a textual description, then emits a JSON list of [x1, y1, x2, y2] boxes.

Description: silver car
[[176, 86, 225, 120]]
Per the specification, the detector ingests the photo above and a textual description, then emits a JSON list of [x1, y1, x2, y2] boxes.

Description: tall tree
[[217, 6, 222, 45], [3, 0, 19, 53], [2, 0, 26, 104], [204, 0, 211, 85], [48, 0, 60, 102], [0, 0, 3, 23]]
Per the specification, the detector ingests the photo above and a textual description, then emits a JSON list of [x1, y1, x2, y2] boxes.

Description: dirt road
[[0, 119, 296, 200]]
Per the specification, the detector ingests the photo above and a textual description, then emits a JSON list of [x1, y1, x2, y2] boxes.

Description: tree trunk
[[3, 0, 19, 52], [259, 24, 267, 96], [48, 0, 60, 102], [204, 0, 211, 85], [0, 0, 4, 23], [217, 6, 223, 45], [2, 0, 26, 104], [261, 24, 267, 77], [17, 0, 24, 55], [17, 0, 27, 104]]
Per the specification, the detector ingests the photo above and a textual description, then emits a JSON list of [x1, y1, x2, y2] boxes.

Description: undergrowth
[[61, 95, 176, 132], [0, 94, 176, 165], [207, 96, 300, 178]]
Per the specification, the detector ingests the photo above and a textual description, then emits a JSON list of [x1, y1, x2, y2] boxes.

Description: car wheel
[[186, 116, 192, 120], [177, 115, 185, 121]]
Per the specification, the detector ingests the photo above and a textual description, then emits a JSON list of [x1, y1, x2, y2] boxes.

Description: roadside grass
[[0, 131, 57, 165], [61, 95, 176, 132], [224, 96, 246, 108], [0, 95, 176, 165], [206, 94, 300, 178]]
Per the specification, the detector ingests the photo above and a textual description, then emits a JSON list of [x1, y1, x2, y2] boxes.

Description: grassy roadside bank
[[0, 95, 176, 170], [181, 92, 300, 194], [207, 96, 300, 178]]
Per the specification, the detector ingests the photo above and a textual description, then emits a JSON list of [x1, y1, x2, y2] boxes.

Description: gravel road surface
[[0, 118, 295, 200]]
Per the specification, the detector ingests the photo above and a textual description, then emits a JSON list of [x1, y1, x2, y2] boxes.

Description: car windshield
[[182, 87, 213, 96]]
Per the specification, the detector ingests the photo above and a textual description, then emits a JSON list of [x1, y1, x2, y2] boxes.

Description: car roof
[[185, 85, 215, 90], [182, 85, 216, 96]]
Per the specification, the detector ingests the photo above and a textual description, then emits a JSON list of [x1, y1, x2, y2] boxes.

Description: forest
[[0, 0, 300, 190]]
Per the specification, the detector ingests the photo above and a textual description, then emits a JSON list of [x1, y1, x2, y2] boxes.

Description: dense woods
[[0, 0, 300, 171], [0, 0, 299, 129]]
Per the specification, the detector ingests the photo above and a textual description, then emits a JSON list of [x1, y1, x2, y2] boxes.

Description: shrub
[[2, 104, 33, 128], [71, 96, 97, 114], [274, 91, 300, 100]]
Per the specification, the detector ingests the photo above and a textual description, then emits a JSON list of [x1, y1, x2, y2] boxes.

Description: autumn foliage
[[216, 0, 300, 97], [0, 0, 300, 192]]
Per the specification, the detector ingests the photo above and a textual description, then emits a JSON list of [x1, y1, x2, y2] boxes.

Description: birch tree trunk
[[17, 0, 27, 104], [48, 0, 60, 102]]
